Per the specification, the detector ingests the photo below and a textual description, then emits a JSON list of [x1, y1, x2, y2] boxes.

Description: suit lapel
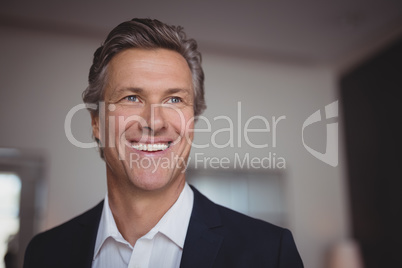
[[180, 186, 224, 268], [70, 201, 104, 268]]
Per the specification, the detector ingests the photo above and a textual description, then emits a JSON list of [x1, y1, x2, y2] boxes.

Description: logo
[[302, 101, 338, 167], [65, 100, 339, 169]]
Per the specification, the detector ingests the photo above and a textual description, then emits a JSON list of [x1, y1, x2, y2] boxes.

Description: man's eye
[[125, 95, 138, 102], [167, 97, 182, 103]]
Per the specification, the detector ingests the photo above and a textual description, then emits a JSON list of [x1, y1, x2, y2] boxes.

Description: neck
[[106, 171, 186, 246]]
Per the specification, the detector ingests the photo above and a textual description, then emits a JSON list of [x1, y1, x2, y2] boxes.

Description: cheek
[[185, 118, 194, 140], [105, 110, 139, 139], [183, 114, 195, 146], [167, 109, 194, 134]]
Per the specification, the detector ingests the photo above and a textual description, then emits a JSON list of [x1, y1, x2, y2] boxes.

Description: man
[[24, 18, 303, 268]]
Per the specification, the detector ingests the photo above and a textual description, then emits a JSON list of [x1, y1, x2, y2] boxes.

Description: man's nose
[[139, 104, 167, 134]]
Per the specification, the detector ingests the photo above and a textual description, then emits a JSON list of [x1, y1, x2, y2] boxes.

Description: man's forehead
[[109, 48, 188, 68], [106, 49, 190, 80], [104, 48, 193, 98]]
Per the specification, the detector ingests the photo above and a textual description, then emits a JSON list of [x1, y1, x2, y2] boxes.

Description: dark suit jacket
[[24, 186, 303, 268]]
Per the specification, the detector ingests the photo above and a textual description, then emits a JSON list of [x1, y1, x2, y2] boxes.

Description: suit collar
[[180, 185, 224, 268]]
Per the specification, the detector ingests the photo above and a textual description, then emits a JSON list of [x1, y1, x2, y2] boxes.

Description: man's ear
[[91, 113, 100, 141]]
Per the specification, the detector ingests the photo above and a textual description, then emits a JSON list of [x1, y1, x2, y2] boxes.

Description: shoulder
[[191, 185, 285, 235], [213, 201, 289, 246], [190, 186, 303, 267], [23, 201, 103, 268]]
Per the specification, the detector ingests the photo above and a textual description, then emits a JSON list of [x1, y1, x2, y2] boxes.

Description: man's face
[[92, 48, 194, 192]]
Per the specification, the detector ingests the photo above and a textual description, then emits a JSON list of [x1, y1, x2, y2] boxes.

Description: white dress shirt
[[92, 183, 194, 268]]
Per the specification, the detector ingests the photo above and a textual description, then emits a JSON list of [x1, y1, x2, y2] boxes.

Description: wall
[[0, 26, 107, 228], [0, 26, 349, 268]]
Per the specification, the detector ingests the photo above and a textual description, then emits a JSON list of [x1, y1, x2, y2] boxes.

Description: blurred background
[[1, 1, 401, 267]]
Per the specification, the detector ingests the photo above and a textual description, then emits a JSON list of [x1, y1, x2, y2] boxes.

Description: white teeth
[[131, 143, 169, 151]]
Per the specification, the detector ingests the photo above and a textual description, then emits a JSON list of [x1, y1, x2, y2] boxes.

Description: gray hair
[[82, 18, 206, 158]]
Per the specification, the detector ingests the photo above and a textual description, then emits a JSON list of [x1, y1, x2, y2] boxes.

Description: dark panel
[[340, 36, 402, 268]]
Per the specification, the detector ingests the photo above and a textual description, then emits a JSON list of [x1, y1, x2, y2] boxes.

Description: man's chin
[[127, 169, 177, 192]]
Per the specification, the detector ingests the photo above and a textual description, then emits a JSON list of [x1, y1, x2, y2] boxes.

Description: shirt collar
[[156, 183, 194, 248], [93, 191, 128, 260], [93, 183, 194, 260]]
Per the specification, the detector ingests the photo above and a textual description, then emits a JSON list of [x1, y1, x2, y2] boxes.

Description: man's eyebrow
[[112, 87, 144, 95], [165, 88, 191, 95], [112, 87, 190, 95]]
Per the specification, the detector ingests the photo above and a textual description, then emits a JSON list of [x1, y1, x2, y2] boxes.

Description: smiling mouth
[[131, 142, 172, 152]]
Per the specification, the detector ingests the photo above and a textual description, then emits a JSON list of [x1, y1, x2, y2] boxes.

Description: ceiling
[[1, 0, 402, 66]]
